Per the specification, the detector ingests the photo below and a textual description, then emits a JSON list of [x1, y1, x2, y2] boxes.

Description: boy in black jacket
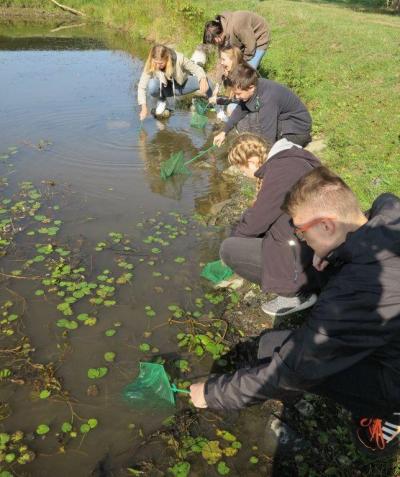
[[191, 166, 400, 454]]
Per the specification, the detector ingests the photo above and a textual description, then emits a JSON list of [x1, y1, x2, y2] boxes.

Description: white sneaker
[[155, 100, 167, 116], [261, 293, 317, 317]]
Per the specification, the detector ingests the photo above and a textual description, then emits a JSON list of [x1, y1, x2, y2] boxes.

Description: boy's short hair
[[282, 166, 362, 220], [228, 63, 258, 90]]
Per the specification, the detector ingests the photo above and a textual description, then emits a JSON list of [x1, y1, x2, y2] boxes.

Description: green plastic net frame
[[122, 362, 189, 408]]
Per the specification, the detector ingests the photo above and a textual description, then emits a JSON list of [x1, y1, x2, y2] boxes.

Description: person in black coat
[[219, 133, 321, 316], [191, 166, 400, 455]]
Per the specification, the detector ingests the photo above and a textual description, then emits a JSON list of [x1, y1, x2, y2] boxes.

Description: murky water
[[0, 22, 239, 476]]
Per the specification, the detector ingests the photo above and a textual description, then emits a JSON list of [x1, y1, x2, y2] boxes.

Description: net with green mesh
[[201, 260, 234, 284], [122, 362, 189, 408], [190, 112, 208, 129], [194, 97, 209, 115], [160, 145, 217, 180], [191, 98, 210, 129]]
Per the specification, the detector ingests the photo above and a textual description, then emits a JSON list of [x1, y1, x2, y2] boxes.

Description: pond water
[[0, 22, 245, 476]]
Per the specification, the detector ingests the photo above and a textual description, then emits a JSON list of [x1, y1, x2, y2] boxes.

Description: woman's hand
[[139, 105, 148, 121], [313, 253, 329, 272], [208, 95, 217, 105], [213, 131, 226, 147], [189, 382, 208, 408], [199, 77, 209, 96]]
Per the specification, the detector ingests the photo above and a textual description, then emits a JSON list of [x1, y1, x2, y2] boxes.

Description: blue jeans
[[247, 48, 266, 69], [148, 76, 213, 100]]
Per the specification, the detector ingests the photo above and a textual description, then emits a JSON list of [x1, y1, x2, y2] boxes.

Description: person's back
[[256, 78, 312, 140], [214, 63, 312, 148]]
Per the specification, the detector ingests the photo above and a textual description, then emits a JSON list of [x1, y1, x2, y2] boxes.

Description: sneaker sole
[[261, 295, 318, 318]]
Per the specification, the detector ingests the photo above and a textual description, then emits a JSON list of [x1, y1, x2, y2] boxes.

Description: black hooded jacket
[[205, 193, 400, 410]]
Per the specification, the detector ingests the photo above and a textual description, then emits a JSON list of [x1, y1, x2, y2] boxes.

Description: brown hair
[[228, 133, 271, 193], [228, 62, 258, 90], [144, 44, 174, 80], [282, 166, 362, 220]]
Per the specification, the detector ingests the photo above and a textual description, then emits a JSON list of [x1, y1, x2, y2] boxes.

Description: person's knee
[[219, 238, 236, 266], [148, 79, 159, 97]]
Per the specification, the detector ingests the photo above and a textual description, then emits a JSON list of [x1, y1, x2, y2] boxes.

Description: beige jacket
[[137, 50, 207, 105], [219, 11, 270, 61]]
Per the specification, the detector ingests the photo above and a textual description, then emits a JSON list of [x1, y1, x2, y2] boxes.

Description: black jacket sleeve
[[205, 278, 390, 410]]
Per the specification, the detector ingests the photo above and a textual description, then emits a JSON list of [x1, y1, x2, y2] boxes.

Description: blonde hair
[[144, 44, 174, 80], [219, 46, 244, 71], [228, 134, 271, 193], [282, 166, 362, 221]]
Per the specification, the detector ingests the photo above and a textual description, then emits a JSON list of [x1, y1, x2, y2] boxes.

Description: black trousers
[[258, 330, 397, 420]]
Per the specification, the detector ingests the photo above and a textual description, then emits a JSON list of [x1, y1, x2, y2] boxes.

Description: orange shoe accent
[[359, 418, 386, 450]]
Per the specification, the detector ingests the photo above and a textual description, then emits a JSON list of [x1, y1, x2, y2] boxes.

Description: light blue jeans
[[247, 48, 266, 69], [148, 76, 213, 100]]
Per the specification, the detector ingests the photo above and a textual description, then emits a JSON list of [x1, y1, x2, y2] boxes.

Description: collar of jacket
[[243, 85, 261, 112], [325, 193, 400, 266], [253, 145, 308, 180]]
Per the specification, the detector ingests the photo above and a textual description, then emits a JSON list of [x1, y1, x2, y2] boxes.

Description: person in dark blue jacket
[[191, 166, 400, 455]]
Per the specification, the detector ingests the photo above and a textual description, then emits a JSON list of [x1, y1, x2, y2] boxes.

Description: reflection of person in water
[[138, 126, 200, 201]]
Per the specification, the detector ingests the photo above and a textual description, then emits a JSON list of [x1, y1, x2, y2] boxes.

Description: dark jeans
[[220, 237, 263, 286], [219, 237, 297, 297], [258, 330, 397, 420], [148, 77, 213, 100]]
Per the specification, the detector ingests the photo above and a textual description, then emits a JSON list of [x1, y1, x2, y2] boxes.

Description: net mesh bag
[[122, 362, 176, 408], [160, 151, 190, 180], [194, 98, 209, 115], [190, 112, 208, 129], [201, 260, 234, 284]]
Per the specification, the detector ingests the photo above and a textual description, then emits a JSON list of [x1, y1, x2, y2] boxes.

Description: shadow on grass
[[290, 0, 400, 16]]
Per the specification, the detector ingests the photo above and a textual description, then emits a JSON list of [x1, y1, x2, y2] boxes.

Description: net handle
[[170, 383, 191, 394], [184, 144, 217, 166]]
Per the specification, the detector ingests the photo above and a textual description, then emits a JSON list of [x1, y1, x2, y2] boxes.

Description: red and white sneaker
[[356, 415, 400, 455]]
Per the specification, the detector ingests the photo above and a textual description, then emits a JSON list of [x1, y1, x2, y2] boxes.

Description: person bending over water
[[203, 11, 270, 69], [137, 44, 212, 120], [220, 133, 320, 316], [191, 166, 400, 457], [213, 62, 312, 147]]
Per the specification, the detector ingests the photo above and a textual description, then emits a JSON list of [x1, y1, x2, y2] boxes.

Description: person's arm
[[181, 56, 207, 81], [222, 103, 248, 133], [137, 70, 151, 119], [202, 284, 390, 410]]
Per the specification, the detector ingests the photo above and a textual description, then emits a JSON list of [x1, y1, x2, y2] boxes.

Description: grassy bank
[[4, 0, 398, 207]]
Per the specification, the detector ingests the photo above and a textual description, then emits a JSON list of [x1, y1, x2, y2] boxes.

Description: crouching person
[[191, 166, 400, 455], [220, 133, 321, 317]]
